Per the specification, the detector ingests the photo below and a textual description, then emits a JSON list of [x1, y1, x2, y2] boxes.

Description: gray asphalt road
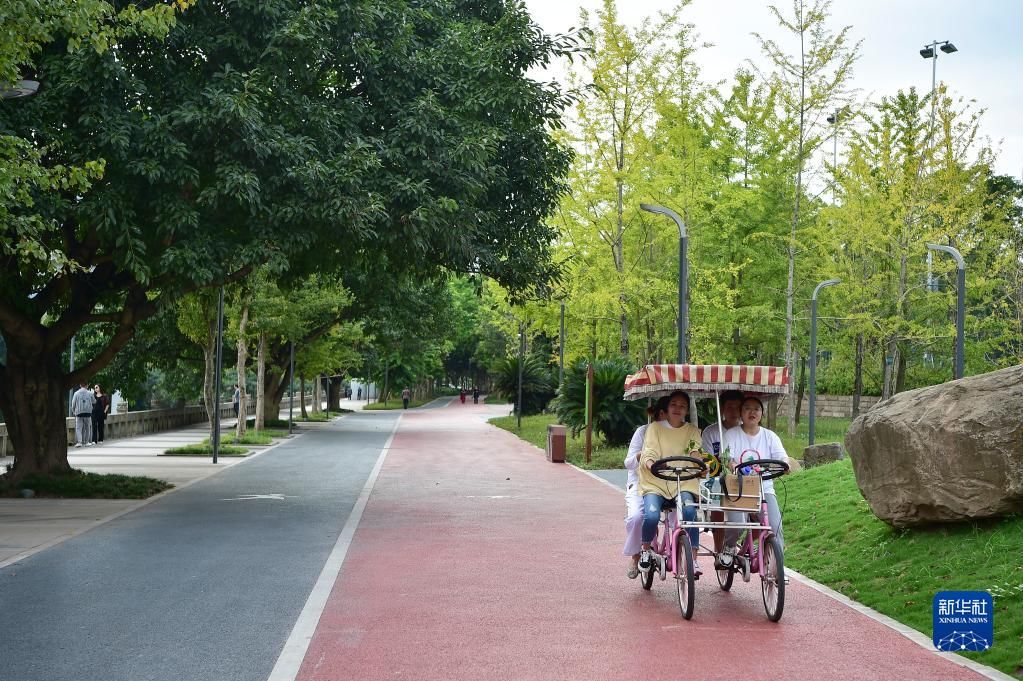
[[0, 411, 398, 681]]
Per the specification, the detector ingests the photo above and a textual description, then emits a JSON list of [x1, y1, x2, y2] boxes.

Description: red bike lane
[[294, 403, 992, 681]]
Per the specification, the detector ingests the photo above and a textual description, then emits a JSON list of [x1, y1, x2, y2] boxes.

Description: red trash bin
[[546, 424, 566, 463]]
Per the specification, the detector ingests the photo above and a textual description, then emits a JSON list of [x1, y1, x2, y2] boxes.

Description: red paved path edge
[[296, 403, 986, 681]]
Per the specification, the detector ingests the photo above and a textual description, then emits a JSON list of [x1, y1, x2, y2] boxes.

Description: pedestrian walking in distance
[[232, 384, 240, 418], [71, 381, 96, 447], [402, 387, 411, 410]]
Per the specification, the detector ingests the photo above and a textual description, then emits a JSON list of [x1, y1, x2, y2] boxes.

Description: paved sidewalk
[[0, 408, 347, 567], [290, 400, 995, 681]]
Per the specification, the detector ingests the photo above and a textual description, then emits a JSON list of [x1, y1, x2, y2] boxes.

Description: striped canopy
[[623, 364, 790, 400]]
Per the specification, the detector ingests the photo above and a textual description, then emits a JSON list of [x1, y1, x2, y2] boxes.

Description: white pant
[[724, 492, 783, 549], [623, 492, 677, 556], [75, 415, 92, 445]]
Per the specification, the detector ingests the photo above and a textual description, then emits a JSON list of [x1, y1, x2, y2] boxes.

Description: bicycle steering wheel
[[651, 456, 707, 482], [734, 458, 789, 481]]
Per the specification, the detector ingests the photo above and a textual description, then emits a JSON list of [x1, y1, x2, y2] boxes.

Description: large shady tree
[[0, 0, 575, 480]]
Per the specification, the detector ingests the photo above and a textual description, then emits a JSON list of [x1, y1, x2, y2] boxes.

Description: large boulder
[[803, 442, 844, 468], [845, 365, 1023, 527]]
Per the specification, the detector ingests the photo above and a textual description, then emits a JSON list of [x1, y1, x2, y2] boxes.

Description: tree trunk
[[0, 352, 74, 480], [312, 374, 321, 414], [255, 332, 267, 430], [328, 376, 343, 410], [235, 303, 249, 439], [852, 333, 863, 417], [300, 375, 308, 419]]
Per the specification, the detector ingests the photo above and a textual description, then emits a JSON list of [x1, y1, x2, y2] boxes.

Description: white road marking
[[266, 413, 402, 681]]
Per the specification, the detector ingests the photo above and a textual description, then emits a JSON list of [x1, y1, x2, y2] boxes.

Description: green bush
[[555, 357, 646, 446], [491, 356, 555, 416]]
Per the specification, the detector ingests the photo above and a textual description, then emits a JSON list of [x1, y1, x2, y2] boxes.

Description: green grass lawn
[[489, 413, 628, 469], [161, 443, 249, 456], [782, 459, 1022, 677], [777, 415, 852, 458], [0, 471, 172, 499], [363, 397, 435, 410], [220, 428, 289, 445]]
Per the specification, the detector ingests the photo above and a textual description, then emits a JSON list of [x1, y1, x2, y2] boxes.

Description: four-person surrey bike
[[623, 364, 792, 622]]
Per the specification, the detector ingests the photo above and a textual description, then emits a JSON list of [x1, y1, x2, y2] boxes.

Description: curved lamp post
[[808, 279, 841, 445], [640, 203, 688, 363], [0, 80, 39, 99], [926, 243, 965, 379]]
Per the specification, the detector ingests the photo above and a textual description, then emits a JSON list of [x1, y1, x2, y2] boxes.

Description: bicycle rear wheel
[[761, 535, 785, 622], [675, 534, 695, 620]]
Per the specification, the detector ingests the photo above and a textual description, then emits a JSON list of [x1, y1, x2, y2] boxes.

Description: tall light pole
[[212, 286, 225, 464], [927, 243, 965, 380], [808, 279, 840, 446], [288, 340, 295, 434], [920, 40, 958, 145], [640, 203, 688, 363], [826, 108, 840, 202], [516, 323, 525, 431], [559, 301, 566, 391]]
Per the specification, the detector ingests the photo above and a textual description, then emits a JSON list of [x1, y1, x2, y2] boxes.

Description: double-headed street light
[[640, 203, 688, 363], [826, 108, 841, 202], [808, 279, 840, 446], [920, 40, 958, 139]]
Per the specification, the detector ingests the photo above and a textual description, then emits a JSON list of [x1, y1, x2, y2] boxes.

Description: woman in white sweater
[[623, 397, 669, 578]]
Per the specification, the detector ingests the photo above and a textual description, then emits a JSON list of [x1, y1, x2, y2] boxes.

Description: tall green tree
[[0, 0, 575, 480]]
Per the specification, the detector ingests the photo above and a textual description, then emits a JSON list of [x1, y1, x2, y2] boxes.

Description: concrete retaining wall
[[775, 393, 882, 419], [0, 393, 315, 458]]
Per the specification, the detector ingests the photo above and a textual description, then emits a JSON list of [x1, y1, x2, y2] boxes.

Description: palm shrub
[[556, 358, 646, 446], [492, 356, 555, 415]]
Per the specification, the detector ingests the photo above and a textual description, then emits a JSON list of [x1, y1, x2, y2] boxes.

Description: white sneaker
[[692, 560, 703, 579], [638, 550, 652, 572], [73, 443, 82, 448]]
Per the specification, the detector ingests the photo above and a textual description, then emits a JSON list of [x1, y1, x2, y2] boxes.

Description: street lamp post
[[212, 286, 225, 464], [927, 244, 965, 379], [808, 279, 840, 446], [0, 80, 40, 99], [516, 323, 525, 431], [288, 340, 295, 434], [640, 204, 688, 363], [826, 109, 840, 202], [920, 40, 958, 143], [559, 301, 566, 391]]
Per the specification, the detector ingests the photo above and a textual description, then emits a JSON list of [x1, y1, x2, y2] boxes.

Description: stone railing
[[0, 392, 316, 457]]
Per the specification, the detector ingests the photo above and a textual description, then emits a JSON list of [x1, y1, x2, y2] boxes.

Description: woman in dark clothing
[[92, 385, 110, 444]]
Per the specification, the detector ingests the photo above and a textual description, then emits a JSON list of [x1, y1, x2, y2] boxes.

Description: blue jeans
[[642, 492, 698, 549]]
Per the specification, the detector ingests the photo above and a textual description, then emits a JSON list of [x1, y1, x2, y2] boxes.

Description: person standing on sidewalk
[[401, 387, 411, 409], [71, 382, 95, 447], [232, 384, 240, 418], [472, 386, 480, 404], [91, 384, 110, 444]]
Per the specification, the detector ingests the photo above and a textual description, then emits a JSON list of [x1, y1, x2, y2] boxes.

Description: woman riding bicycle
[[722, 396, 790, 549], [638, 390, 704, 576], [623, 397, 669, 579]]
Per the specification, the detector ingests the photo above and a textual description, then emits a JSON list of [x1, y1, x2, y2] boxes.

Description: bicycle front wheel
[[761, 535, 785, 622], [675, 533, 695, 620]]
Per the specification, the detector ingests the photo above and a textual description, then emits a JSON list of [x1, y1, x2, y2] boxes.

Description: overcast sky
[[523, 0, 1023, 178]]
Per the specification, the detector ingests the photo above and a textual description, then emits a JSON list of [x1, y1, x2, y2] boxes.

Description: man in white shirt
[[700, 390, 744, 564]]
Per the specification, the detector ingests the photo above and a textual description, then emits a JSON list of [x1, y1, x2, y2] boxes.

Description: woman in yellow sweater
[[638, 390, 705, 576]]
